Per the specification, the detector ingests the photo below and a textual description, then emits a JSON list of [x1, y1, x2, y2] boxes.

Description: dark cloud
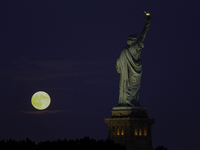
[[1, 60, 113, 82], [19, 110, 64, 114]]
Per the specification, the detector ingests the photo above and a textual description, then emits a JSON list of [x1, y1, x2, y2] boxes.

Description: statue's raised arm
[[137, 11, 151, 44]]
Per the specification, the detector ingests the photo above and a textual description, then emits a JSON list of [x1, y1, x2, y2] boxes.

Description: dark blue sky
[[0, 1, 200, 150]]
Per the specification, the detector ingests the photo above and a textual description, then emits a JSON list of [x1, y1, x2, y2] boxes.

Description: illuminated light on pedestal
[[121, 126, 124, 135], [139, 126, 142, 136], [117, 126, 120, 135], [144, 126, 147, 136], [135, 126, 138, 136], [112, 127, 115, 135]]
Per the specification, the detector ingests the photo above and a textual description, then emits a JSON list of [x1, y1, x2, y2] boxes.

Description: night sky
[[0, 1, 200, 150]]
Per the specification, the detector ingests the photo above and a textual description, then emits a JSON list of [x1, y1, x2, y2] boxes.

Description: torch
[[144, 11, 151, 21]]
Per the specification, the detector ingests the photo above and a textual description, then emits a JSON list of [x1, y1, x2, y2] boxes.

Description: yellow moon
[[31, 91, 51, 110]]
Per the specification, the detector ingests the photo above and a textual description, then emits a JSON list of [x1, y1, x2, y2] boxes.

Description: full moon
[[31, 91, 51, 110]]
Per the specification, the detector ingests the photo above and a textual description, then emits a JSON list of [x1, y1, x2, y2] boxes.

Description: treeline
[[0, 137, 127, 150]]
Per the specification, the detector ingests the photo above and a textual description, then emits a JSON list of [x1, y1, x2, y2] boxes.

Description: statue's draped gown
[[116, 42, 144, 106]]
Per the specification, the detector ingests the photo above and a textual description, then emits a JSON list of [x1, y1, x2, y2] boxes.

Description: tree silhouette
[[0, 137, 127, 150], [155, 146, 168, 150]]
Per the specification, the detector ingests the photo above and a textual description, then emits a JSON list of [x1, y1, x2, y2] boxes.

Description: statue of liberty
[[116, 12, 151, 107]]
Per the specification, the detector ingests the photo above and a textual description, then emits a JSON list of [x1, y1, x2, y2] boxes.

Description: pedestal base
[[105, 107, 155, 150]]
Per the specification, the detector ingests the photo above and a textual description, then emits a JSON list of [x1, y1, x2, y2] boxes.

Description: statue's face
[[127, 35, 137, 45], [127, 40, 133, 45], [127, 39, 136, 45]]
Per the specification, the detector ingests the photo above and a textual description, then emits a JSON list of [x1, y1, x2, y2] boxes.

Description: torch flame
[[144, 11, 150, 16]]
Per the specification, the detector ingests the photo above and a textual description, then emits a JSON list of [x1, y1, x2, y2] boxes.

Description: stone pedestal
[[105, 107, 155, 150]]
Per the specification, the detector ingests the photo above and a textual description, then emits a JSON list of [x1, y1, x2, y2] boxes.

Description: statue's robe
[[116, 42, 144, 106]]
